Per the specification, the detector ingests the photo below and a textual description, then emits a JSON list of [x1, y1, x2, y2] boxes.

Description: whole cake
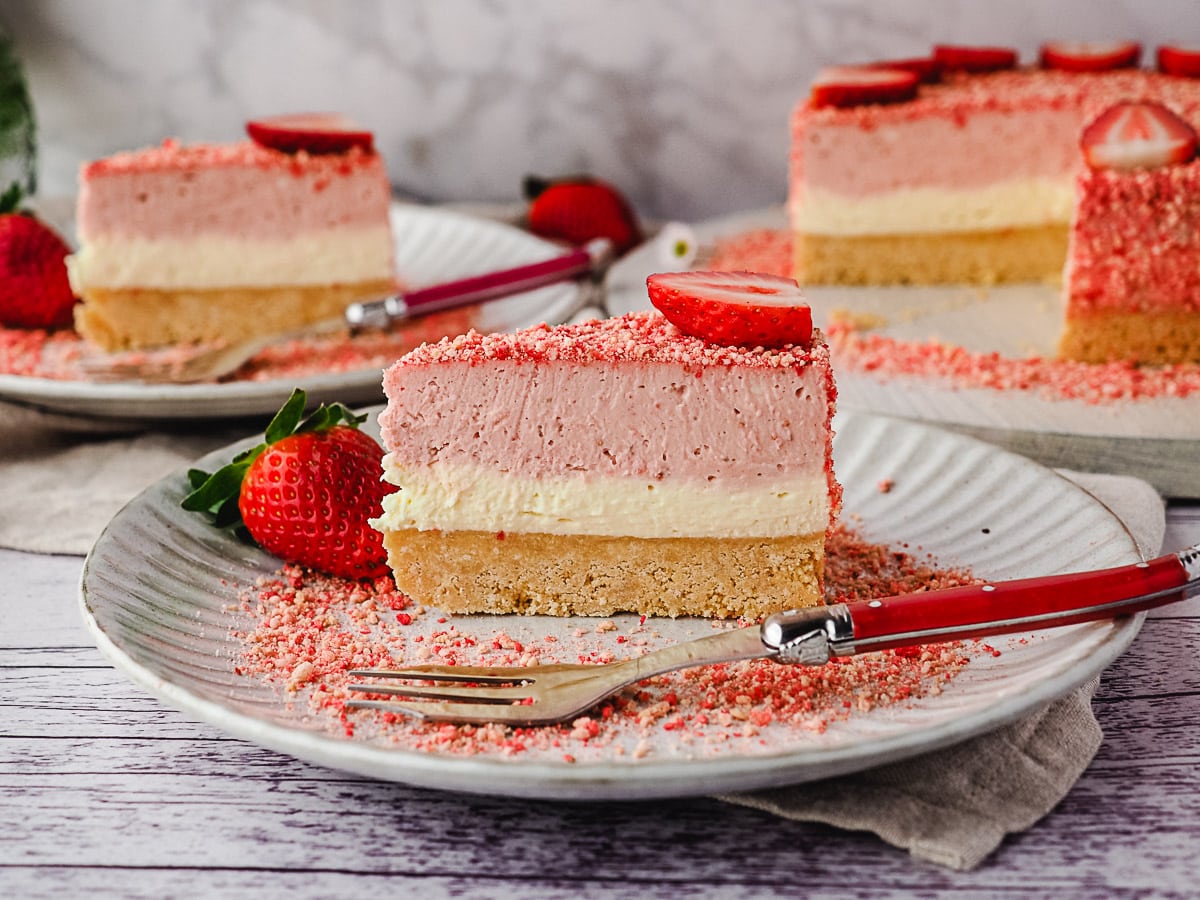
[[68, 115, 396, 351], [1060, 100, 1200, 364], [372, 275, 839, 619], [789, 43, 1200, 287]]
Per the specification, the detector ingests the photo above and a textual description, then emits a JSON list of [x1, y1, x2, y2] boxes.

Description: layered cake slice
[[1060, 100, 1200, 364], [69, 115, 396, 351], [372, 273, 839, 619], [789, 43, 1200, 286]]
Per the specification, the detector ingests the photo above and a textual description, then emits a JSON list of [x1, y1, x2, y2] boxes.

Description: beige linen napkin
[[722, 472, 1165, 870], [0, 402, 1165, 869]]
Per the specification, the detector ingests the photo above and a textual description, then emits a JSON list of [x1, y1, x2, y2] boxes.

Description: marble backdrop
[[1, 0, 1197, 221]]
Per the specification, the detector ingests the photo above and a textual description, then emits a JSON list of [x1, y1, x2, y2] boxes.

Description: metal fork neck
[[760, 605, 853, 665]]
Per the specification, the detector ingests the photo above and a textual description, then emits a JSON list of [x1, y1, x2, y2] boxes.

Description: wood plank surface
[[2, 506, 1199, 898]]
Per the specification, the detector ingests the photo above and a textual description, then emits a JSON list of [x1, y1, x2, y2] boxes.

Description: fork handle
[[346, 237, 614, 329], [763, 544, 1199, 664]]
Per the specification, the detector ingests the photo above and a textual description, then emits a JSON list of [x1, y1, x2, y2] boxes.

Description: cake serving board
[[607, 207, 1200, 499]]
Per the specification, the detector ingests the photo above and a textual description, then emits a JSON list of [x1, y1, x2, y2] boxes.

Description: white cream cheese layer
[[790, 177, 1073, 236], [373, 458, 831, 539], [68, 225, 393, 289]]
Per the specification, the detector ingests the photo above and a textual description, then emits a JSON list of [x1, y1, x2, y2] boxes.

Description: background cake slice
[[69, 115, 396, 351], [373, 286, 839, 620]]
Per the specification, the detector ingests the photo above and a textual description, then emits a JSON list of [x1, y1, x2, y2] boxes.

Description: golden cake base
[[74, 279, 395, 352], [382, 529, 826, 620], [1058, 310, 1200, 365], [794, 226, 1067, 286]]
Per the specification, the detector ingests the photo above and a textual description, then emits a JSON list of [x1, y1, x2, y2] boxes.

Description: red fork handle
[[841, 550, 1192, 654]]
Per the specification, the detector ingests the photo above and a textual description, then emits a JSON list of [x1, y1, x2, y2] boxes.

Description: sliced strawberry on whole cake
[[372, 271, 839, 619]]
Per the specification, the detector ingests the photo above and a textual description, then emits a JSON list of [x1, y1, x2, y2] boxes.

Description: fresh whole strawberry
[[183, 389, 395, 580], [647, 270, 813, 349], [1081, 100, 1198, 171], [0, 184, 77, 329], [524, 175, 642, 254]]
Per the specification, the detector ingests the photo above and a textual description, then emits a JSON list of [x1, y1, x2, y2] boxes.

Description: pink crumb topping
[[395, 310, 829, 372], [705, 228, 1200, 404], [230, 524, 979, 757], [81, 138, 383, 179]]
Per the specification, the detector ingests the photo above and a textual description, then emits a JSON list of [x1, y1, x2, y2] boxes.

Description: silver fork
[[346, 543, 1200, 726], [80, 238, 614, 384]]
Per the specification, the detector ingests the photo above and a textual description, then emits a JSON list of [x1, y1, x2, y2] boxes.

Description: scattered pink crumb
[[230, 524, 980, 761], [877, 478, 894, 494]]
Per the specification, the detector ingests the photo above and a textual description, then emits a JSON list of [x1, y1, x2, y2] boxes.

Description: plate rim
[[78, 409, 1144, 800]]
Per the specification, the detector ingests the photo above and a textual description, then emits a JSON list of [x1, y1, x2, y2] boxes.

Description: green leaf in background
[[0, 31, 37, 195]]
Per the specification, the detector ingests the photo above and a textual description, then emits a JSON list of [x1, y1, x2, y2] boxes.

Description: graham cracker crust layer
[[382, 529, 826, 619], [794, 226, 1067, 286], [74, 279, 395, 351], [1058, 310, 1200, 365]]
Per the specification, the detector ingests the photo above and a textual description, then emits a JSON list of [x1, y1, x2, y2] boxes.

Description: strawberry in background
[[523, 174, 643, 254], [0, 184, 77, 329]]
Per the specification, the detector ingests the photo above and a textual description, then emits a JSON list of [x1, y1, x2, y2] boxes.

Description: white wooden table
[[3, 504, 1199, 898]]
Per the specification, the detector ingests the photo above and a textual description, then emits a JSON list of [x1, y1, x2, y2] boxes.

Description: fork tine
[[347, 681, 533, 703], [345, 698, 554, 726], [347, 665, 534, 684]]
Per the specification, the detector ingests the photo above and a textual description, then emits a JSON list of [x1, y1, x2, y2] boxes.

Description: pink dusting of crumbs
[[0, 308, 473, 384], [232, 525, 979, 759], [705, 228, 1200, 404]]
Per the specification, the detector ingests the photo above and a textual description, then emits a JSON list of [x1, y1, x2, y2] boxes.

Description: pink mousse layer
[[77, 139, 391, 241], [1067, 158, 1200, 316], [792, 68, 1200, 197], [379, 311, 838, 492]]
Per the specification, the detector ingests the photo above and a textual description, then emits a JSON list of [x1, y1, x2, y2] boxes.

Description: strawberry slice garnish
[[183, 389, 395, 580], [1081, 100, 1198, 170], [1040, 41, 1141, 72], [245, 113, 375, 155], [647, 270, 813, 349], [932, 44, 1019, 73], [867, 57, 941, 84], [1157, 45, 1200, 78], [524, 175, 642, 254], [809, 66, 919, 108]]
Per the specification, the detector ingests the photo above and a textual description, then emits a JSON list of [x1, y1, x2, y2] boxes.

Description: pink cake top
[[396, 310, 830, 372], [1068, 156, 1200, 314], [80, 138, 383, 180], [795, 67, 1200, 127]]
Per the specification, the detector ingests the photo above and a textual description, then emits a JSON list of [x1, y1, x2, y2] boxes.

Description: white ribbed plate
[[79, 411, 1143, 800], [0, 205, 586, 421]]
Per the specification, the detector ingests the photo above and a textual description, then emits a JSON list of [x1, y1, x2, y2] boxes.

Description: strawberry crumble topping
[[231, 524, 980, 760]]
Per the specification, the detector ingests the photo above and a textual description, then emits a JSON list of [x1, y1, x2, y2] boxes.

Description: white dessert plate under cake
[[80, 410, 1143, 801], [608, 207, 1200, 497], [0, 205, 588, 422]]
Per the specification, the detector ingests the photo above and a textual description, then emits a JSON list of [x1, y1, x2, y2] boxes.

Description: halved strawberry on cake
[[371, 271, 840, 619], [69, 114, 396, 351]]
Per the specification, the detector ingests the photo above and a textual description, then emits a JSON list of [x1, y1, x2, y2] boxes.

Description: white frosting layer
[[68, 225, 394, 289], [374, 459, 831, 539], [790, 178, 1073, 236]]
